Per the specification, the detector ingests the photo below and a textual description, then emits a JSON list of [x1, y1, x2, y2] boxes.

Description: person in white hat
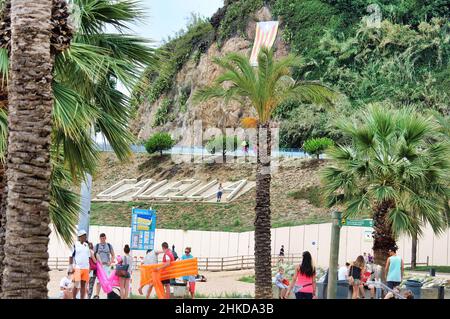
[[69, 230, 95, 299]]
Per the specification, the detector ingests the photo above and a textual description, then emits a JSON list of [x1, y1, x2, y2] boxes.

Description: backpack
[[95, 243, 112, 259], [89, 257, 97, 271]]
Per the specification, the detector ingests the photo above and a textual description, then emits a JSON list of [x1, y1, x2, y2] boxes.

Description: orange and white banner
[[249, 21, 279, 66]]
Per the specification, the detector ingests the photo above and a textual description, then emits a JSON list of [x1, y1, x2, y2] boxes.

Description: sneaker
[[93, 295, 99, 299]]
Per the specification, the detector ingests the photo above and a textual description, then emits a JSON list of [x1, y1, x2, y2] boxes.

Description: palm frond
[[285, 81, 338, 107], [0, 47, 8, 83], [194, 47, 338, 124], [50, 154, 80, 245], [73, 0, 146, 35]]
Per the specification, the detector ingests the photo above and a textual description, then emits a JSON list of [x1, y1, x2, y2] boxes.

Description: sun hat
[[77, 229, 87, 237]]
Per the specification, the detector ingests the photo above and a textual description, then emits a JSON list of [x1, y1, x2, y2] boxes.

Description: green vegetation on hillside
[[144, 132, 175, 156], [90, 200, 330, 231], [134, 0, 449, 151], [131, 14, 215, 115], [287, 186, 324, 208]]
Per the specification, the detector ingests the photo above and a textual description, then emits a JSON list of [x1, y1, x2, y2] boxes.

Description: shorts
[[295, 292, 313, 299], [74, 268, 89, 285], [352, 279, 361, 286], [275, 282, 288, 289], [387, 281, 401, 289], [102, 264, 111, 276], [162, 279, 171, 285]]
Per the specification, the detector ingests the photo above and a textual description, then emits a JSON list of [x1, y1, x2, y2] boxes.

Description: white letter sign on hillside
[[94, 178, 255, 203], [250, 21, 279, 66]]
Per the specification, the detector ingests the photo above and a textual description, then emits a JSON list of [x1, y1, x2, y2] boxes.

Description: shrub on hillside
[[152, 98, 173, 127], [144, 132, 175, 156], [303, 137, 334, 159]]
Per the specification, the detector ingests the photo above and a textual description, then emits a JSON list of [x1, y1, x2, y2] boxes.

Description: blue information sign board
[[130, 208, 156, 251]]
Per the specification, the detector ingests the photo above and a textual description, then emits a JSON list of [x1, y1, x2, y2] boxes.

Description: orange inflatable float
[[140, 258, 198, 299]]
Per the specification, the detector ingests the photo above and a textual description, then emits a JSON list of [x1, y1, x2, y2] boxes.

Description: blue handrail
[[95, 142, 321, 159]]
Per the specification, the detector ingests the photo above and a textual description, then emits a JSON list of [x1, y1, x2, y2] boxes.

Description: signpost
[[130, 208, 156, 251], [339, 218, 373, 227], [328, 214, 374, 299], [327, 211, 342, 299]]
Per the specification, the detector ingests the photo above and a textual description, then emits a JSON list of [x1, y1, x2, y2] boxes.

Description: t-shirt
[[275, 272, 284, 283], [361, 271, 372, 283], [143, 251, 158, 265], [59, 277, 72, 299], [338, 266, 348, 281], [163, 250, 174, 264], [72, 241, 90, 269], [349, 265, 362, 280], [96, 243, 114, 264], [122, 254, 133, 271], [181, 254, 194, 281], [387, 255, 402, 282], [60, 277, 72, 289]]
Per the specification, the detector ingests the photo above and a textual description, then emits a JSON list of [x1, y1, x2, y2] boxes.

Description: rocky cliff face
[[133, 7, 289, 145]]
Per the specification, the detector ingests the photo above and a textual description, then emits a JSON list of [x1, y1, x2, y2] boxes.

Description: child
[[275, 267, 289, 299], [60, 269, 74, 299]]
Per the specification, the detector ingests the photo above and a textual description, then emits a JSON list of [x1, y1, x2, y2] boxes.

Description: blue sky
[[129, 0, 224, 46]]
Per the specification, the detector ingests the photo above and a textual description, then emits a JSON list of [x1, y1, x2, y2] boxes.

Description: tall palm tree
[[0, 0, 156, 240], [2, 0, 54, 299], [322, 105, 450, 271], [194, 47, 336, 298], [0, 0, 157, 296]]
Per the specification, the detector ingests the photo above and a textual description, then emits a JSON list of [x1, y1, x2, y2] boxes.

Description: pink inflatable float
[[96, 260, 120, 294]]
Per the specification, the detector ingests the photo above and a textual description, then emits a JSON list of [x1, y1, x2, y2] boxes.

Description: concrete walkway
[[48, 269, 255, 299]]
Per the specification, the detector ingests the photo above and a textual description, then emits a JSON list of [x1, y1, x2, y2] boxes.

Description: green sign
[[340, 218, 373, 227]]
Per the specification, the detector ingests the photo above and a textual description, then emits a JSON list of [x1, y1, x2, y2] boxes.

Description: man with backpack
[[92, 233, 115, 299]]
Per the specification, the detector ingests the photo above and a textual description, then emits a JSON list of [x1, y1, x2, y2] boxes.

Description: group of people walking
[[61, 231, 197, 299], [138, 243, 196, 299], [61, 230, 132, 299], [274, 247, 411, 299]]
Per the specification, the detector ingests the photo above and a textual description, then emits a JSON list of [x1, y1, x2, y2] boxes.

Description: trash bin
[[316, 282, 327, 299], [438, 286, 445, 299], [316, 272, 328, 299], [429, 268, 436, 277], [405, 280, 423, 299], [336, 280, 349, 299]]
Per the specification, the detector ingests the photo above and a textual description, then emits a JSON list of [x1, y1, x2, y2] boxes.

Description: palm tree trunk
[[372, 200, 397, 280], [2, 0, 53, 298], [0, 161, 6, 296], [254, 122, 272, 299], [0, 83, 7, 295], [411, 232, 417, 270]]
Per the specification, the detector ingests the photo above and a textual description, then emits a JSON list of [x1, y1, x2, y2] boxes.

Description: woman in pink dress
[[287, 251, 316, 299]]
